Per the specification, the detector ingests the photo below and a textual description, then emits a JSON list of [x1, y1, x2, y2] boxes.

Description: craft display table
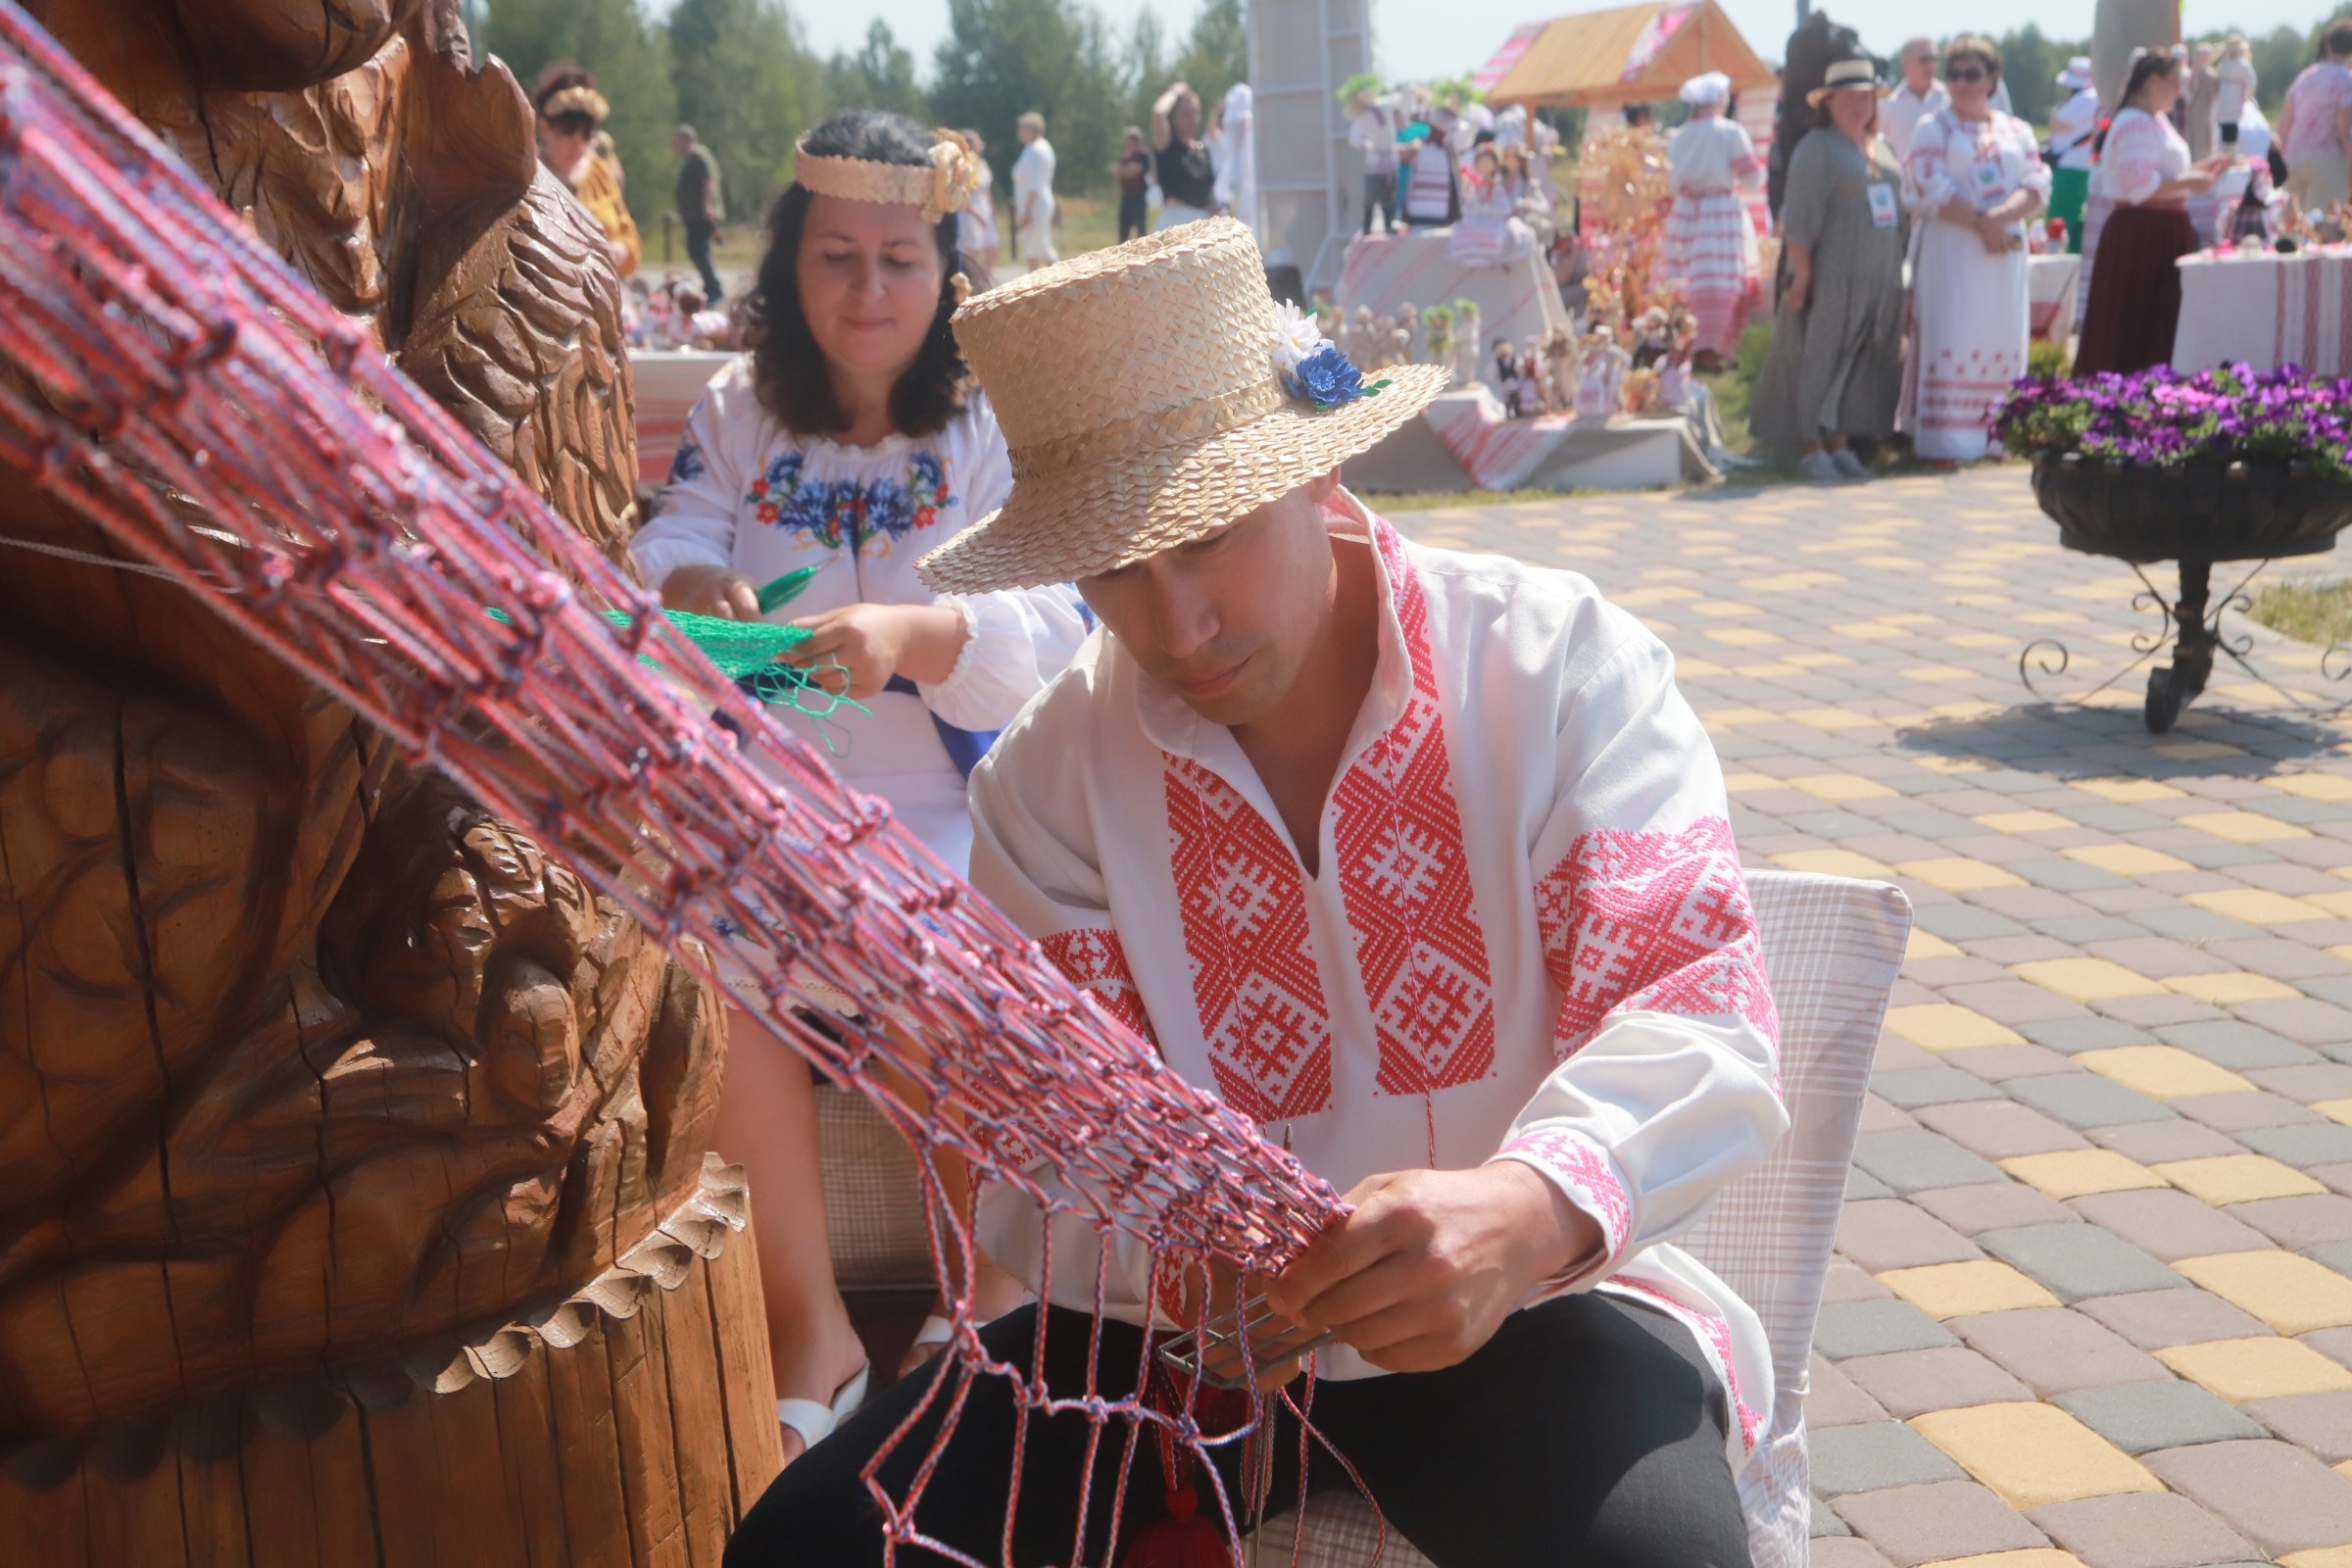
[[1337, 230, 1571, 358], [2172, 245, 2352, 375]]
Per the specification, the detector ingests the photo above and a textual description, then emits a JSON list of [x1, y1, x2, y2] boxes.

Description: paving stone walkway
[[1395, 469, 2352, 1568]]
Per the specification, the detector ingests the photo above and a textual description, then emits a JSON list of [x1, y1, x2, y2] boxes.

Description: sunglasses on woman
[[1946, 65, 1991, 83]]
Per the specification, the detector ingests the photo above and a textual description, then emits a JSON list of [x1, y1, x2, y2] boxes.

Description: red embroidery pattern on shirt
[[1615, 1279, 1764, 1452], [1495, 1128, 1630, 1257], [1532, 816, 1779, 1060], [1039, 927, 1155, 1045], [1332, 518, 1497, 1099], [1163, 758, 1333, 1121]]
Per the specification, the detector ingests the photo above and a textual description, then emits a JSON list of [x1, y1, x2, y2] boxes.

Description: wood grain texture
[[0, 1, 772, 1560], [0, 1245, 775, 1565]]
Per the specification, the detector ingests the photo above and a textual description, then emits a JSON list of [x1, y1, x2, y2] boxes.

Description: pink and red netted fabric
[[0, 7, 1338, 1557]]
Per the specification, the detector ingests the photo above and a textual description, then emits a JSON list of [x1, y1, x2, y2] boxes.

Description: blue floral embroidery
[[744, 450, 955, 553], [669, 438, 708, 484]]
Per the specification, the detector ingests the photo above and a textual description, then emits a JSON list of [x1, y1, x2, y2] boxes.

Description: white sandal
[[776, 1362, 870, 1453]]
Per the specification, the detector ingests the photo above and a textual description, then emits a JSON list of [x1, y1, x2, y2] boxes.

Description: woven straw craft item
[[916, 219, 1453, 593], [795, 128, 979, 225]]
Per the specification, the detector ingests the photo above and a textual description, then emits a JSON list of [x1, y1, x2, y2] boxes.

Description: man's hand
[[1261, 1162, 1602, 1374]]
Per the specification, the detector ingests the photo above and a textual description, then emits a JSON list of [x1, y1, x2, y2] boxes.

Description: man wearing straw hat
[[728, 219, 1784, 1566]]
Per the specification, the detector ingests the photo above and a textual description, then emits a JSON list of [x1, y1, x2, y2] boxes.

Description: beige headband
[[540, 85, 610, 124], [795, 129, 979, 225]]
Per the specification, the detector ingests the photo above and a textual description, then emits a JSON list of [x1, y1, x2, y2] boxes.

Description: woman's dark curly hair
[[746, 112, 974, 439]]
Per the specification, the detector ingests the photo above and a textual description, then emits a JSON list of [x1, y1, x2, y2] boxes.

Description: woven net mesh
[[0, 9, 1348, 1557]]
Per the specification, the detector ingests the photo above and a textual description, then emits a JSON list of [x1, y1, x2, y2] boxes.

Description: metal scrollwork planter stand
[[2018, 454, 2352, 733]]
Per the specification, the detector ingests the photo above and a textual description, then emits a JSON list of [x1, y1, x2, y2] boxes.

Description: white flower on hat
[[1268, 300, 1324, 377]]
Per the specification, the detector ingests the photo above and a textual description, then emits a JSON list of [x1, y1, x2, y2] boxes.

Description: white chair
[[1248, 869, 1911, 1568], [816, 870, 1911, 1567]]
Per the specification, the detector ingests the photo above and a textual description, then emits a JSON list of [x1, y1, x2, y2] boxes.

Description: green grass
[[2249, 581, 2352, 645]]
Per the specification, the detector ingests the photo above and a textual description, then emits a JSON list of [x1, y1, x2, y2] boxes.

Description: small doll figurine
[[1490, 334, 1520, 403], [1516, 336, 1547, 416], [1452, 300, 1483, 386], [1576, 325, 1630, 420], [1541, 328, 1579, 414], [1367, 311, 1401, 369], [1422, 305, 1456, 381], [1396, 301, 1421, 364], [1351, 305, 1378, 366]]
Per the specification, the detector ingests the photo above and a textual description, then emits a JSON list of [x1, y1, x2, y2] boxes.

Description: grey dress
[[1752, 128, 1907, 452]]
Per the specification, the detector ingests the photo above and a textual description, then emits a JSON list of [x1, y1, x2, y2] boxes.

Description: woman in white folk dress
[[629, 110, 1087, 1467], [1661, 71, 1765, 371], [1899, 34, 2050, 466]]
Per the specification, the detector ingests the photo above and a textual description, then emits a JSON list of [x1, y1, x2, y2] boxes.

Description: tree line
[[1964, 12, 2352, 131], [483, 0, 1249, 233]]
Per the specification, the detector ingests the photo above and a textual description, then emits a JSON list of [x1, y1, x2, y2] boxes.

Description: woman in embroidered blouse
[[1447, 145, 1537, 267], [2078, 54, 2231, 377], [1898, 35, 2049, 466], [629, 110, 1088, 1465]]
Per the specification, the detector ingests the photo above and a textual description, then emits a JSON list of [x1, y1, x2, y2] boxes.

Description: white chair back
[[1252, 869, 1910, 1568]]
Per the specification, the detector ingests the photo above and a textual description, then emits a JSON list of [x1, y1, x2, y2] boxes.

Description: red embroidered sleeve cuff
[[1490, 1127, 1632, 1289]]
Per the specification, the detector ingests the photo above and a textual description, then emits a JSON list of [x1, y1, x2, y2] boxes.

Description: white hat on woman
[[2056, 57, 2094, 91], [1679, 72, 1733, 107]]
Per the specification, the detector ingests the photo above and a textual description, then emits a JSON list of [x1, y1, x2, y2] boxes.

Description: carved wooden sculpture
[[0, 2, 780, 1561]]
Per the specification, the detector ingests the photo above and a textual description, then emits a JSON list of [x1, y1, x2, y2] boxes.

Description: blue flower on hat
[[1293, 344, 1366, 410]]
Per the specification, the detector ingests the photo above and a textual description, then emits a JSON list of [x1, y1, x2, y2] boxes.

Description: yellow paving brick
[[1790, 773, 1898, 802], [2152, 1154, 2328, 1204], [1690, 599, 1763, 618], [2182, 888, 2331, 925], [1907, 929, 1965, 961], [2077, 1046, 2257, 1099], [1611, 584, 1700, 607], [1886, 1004, 2026, 1052], [2277, 774, 2352, 803], [1699, 707, 1779, 729], [2316, 1100, 2352, 1128], [2308, 891, 2352, 920], [2013, 959, 2167, 1003], [1771, 849, 1896, 879], [2280, 1549, 2352, 1568], [1931, 700, 2008, 721], [1911, 1402, 2163, 1510], [1722, 772, 1782, 793], [1920, 1555, 2088, 1568], [1904, 664, 1983, 682], [2161, 970, 2305, 1005], [2175, 1251, 2352, 1336], [2158, 1337, 2352, 1401], [1786, 651, 1854, 667], [2155, 740, 2249, 760], [1880, 1261, 2061, 1319], [2000, 1150, 2169, 1200], [2073, 778, 2184, 804], [1674, 656, 1731, 677], [1704, 626, 1784, 647], [1895, 858, 2028, 893], [1789, 706, 1877, 729], [2180, 809, 2314, 844], [1975, 810, 2077, 833], [1832, 620, 1902, 640], [2061, 844, 2195, 876]]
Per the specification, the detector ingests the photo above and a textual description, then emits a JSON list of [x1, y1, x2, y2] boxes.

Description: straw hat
[[915, 219, 1452, 593], [1807, 58, 1886, 107]]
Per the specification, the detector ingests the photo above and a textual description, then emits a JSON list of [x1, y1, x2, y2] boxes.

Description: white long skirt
[[1900, 219, 2031, 462]]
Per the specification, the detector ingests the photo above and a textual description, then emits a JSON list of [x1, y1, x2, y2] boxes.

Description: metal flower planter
[[2022, 454, 2352, 732]]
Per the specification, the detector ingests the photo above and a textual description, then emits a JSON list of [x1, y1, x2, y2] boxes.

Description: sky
[[785, 0, 2336, 86]]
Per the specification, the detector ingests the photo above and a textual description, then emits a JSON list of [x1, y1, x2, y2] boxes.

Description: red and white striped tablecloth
[[2172, 247, 2352, 376], [630, 350, 735, 487]]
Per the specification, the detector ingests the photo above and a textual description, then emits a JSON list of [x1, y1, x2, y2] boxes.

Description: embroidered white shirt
[[628, 357, 1089, 871], [968, 492, 1788, 1471]]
